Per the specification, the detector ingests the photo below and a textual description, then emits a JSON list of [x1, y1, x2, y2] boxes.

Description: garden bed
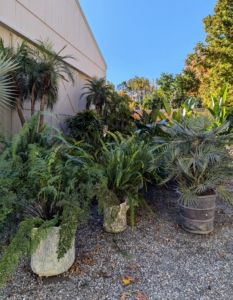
[[0, 185, 233, 300]]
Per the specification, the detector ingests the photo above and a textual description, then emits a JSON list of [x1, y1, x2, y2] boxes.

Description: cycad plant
[[89, 133, 161, 227], [157, 115, 233, 204]]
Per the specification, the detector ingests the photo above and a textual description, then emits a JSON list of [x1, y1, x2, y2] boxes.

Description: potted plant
[[89, 133, 160, 233], [0, 141, 91, 286], [158, 115, 233, 234]]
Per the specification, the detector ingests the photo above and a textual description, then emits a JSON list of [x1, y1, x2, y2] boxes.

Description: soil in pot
[[31, 227, 75, 276], [179, 194, 216, 234]]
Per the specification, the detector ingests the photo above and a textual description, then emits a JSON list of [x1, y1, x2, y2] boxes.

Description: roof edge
[[75, 0, 107, 69]]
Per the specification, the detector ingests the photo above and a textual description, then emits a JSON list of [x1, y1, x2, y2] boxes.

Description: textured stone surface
[[31, 227, 75, 277], [103, 201, 129, 233]]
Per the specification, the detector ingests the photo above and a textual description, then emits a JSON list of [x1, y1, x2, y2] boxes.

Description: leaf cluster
[[158, 115, 233, 204]]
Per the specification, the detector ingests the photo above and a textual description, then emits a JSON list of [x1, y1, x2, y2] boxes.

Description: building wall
[[0, 0, 106, 136]]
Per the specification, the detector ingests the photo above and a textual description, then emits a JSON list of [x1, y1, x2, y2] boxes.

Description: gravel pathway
[[0, 185, 233, 300]]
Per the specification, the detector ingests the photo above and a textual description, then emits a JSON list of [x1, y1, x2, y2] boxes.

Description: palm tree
[[33, 39, 75, 129], [0, 39, 33, 126], [0, 55, 18, 114], [81, 77, 112, 114]]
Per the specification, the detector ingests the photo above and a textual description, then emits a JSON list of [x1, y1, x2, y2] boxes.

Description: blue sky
[[79, 0, 217, 88]]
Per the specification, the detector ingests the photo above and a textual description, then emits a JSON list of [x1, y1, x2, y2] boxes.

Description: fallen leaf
[[217, 209, 225, 214], [81, 253, 94, 265], [165, 238, 172, 242], [122, 276, 134, 286], [228, 213, 233, 217], [111, 244, 117, 249], [208, 230, 215, 236], [219, 221, 228, 227], [207, 285, 211, 290], [127, 265, 138, 270], [95, 270, 112, 279], [93, 244, 101, 253], [218, 252, 225, 258], [135, 291, 148, 300], [156, 225, 161, 231], [69, 263, 84, 275], [92, 294, 98, 299], [6, 276, 14, 282], [174, 224, 180, 229], [111, 263, 116, 269], [99, 234, 106, 239], [120, 292, 131, 300]]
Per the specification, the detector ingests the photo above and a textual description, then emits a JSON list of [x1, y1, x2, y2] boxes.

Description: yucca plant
[[157, 115, 233, 204], [0, 141, 92, 287], [88, 133, 162, 229]]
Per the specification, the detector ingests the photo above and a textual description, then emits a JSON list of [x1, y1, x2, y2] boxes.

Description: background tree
[[186, 0, 233, 106], [142, 88, 166, 109], [117, 76, 151, 104], [156, 70, 200, 108]]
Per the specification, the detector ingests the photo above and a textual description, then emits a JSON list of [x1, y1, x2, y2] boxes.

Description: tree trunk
[[31, 83, 36, 116], [39, 94, 46, 129], [15, 97, 25, 126]]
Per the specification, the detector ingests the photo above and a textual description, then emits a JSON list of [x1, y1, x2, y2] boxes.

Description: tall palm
[[0, 39, 33, 126], [81, 77, 112, 114], [0, 55, 18, 113], [33, 39, 75, 129]]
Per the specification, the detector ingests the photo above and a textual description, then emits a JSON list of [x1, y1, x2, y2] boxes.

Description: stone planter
[[179, 194, 216, 234], [103, 201, 129, 233], [31, 227, 75, 276]]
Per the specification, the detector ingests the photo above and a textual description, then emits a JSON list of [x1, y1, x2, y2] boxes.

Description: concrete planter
[[103, 201, 129, 233], [31, 227, 75, 276]]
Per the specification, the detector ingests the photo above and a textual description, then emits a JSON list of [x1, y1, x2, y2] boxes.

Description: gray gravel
[[1, 185, 233, 300]]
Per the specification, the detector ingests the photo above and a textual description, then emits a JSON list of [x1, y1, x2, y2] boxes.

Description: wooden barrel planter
[[179, 194, 216, 234]]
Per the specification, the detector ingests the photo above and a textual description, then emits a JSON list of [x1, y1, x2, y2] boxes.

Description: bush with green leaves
[[0, 113, 62, 223], [0, 140, 92, 287], [156, 115, 233, 204], [65, 110, 106, 155], [88, 132, 162, 227]]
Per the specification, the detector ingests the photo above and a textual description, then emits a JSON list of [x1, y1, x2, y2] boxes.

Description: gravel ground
[[1, 185, 233, 300]]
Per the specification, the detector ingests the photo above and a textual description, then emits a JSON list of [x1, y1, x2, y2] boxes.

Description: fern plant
[[88, 132, 162, 227], [0, 131, 92, 287], [0, 113, 62, 223], [156, 115, 233, 204]]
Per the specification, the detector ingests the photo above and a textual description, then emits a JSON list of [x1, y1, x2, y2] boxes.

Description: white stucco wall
[[0, 0, 106, 136]]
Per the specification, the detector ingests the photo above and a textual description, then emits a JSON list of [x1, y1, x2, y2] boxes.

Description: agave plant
[[156, 115, 233, 204], [0, 55, 18, 113]]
